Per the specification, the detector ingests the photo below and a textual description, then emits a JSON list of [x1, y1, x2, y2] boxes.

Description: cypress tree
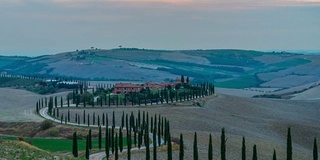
[[314, 137, 318, 160], [194, 132, 198, 160], [153, 127, 157, 160], [122, 111, 125, 127], [179, 134, 184, 160], [119, 126, 123, 152], [57, 108, 59, 117], [83, 110, 86, 124], [108, 94, 111, 106], [83, 96, 86, 107], [60, 97, 63, 108], [98, 126, 102, 150], [273, 149, 277, 160], [287, 127, 292, 160], [242, 137, 246, 160], [209, 134, 213, 160], [106, 128, 111, 159], [67, 110, 70, 122], [252, 145, 257, 160], [158, 120, 161, 146], [89, 129, 92, 150], [111, 126, 115, 154], [102, 113, 105, 126], [113, 111, 115, 127], [72, 132, 78, 157], [93, 113, 95, 125], [127, 130, 131, 160], [105, 127, 109, 156], [55, 96, 57, 108], [145, 126, 150, 160], [221, 128, 226, 160], [115, 133, 118, 160], [138, 129, 142, 149], [53, 108, 56, 117], [98, 115, 100, 126], [167, 134, 172, 160], [85, 135, 89, 160]]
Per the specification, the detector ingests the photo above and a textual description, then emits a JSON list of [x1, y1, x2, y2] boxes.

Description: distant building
[[176, 78, 187, 83], [144, 81, 175, 90], [113, 83, 143, 94]]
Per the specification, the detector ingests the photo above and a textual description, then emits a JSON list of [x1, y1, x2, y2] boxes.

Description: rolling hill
[[1, 48, 319, 90]]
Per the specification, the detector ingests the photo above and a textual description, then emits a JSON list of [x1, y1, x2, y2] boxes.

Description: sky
[[0, 0, 320, 56]]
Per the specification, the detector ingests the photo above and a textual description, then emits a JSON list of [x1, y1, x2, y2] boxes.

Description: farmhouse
[[113, 83, 142, 94]]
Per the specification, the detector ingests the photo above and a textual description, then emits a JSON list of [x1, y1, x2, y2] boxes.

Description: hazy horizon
[[1, 0, 320, 56]]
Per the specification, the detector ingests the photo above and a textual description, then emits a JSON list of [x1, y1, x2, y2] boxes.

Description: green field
[[215, 75, 261, 88], [0, 136, 128, 152]]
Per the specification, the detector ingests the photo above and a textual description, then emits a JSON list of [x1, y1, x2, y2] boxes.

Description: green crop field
[[0, 136, 128, 152]]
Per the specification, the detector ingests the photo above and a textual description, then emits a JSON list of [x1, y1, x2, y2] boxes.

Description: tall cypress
[[167, 134, 172, 160], [179, 134, 184, 160], [105, 127, 109, 159], [83, 110, 86, 124], [85, 135, 89, 160], [72, 132, 78, 157], [60, 97, 63, 108], [113, 111, 115, 127], [115, 133, 118, 160], [273, 149, 277, 160], [127, 130, 131, 160], [98, 126, 102, 150], [314, 137, 318, 160], [122, 111, 125, 127], [194, 132, 198, 160], [102, 113, 105, 126], [242, 137, 246, 160], [98, 115, 100, 126], [145, 127, 150, 160], [208, 134, 213, 160], [153, 127, 157, 160], [112, 126, 115, 154], [88, 129, 92, 150], [287, 127, 292, 160], [119, 126, 123, 152], [221, 128, 226, 160], [252, 145, 257, 160]]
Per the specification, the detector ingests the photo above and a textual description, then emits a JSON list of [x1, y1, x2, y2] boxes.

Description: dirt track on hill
[[58, 94, 320, 160]]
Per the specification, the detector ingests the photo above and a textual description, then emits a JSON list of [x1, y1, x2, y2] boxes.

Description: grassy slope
[[0, 140, 75, 160]]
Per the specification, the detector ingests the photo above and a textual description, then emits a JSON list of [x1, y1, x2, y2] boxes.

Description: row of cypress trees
[[176, 127, 318, 160], [71, 110, 171, 160], [71, 119, 318, 160], [35, 82, 215, 114]]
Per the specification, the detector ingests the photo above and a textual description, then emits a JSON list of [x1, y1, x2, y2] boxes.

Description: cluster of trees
[[71, 111, 171, 160]]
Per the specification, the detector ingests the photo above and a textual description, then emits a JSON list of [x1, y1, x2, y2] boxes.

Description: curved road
[[39, 107, 165, 160]]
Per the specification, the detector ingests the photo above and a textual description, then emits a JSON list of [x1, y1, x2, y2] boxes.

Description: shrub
[[48, 128, 59, 137], [40, 120, 54, 131]]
